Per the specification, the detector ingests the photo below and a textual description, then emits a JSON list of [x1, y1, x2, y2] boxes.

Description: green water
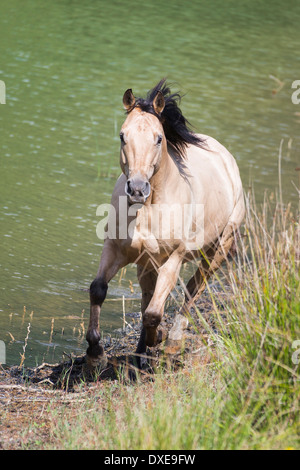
[[0, 0, 299, 366]]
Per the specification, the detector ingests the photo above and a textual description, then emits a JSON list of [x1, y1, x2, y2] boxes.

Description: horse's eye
[[157, 135, 163, 145], [120, 132, 125, 144]]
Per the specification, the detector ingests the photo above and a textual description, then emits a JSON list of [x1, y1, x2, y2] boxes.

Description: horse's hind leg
[[183, 248, 215, 306], [181, 227, 235, 314], [86, 239, 126, 369], [179, 248, 215, 315]]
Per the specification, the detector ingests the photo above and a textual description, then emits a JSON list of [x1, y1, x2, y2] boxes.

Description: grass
[[23, 185, 300, 450]]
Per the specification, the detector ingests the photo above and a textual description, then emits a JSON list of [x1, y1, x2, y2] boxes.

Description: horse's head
[[120, 88, 166, 205]]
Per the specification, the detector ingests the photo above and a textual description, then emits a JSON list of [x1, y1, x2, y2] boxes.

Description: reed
[[19, 322, 31, 368]]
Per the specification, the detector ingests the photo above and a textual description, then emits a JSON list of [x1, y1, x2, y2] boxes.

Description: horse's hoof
[[164, 338, 185, 355], [85, 342, 107, 371], [156, 327, 168, 345], [164, 314, 188, 355], [85, 353, 108, 371]]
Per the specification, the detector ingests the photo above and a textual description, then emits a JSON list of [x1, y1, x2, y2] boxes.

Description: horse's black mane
[[128, 79, 207, 179]]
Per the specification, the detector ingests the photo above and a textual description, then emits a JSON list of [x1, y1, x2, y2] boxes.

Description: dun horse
[[86, 79, 245, 368]]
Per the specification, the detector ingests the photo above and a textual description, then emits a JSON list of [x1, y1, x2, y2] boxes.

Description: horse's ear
[[123, 89, 136, 111], [152, 91, 165, 115]]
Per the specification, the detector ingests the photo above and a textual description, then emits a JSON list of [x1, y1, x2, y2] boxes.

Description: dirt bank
[[0, 289, 226, 449]]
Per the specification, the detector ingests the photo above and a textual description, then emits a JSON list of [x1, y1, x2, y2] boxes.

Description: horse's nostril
[[125, 180, 133, 196], [144, 181, 151, 197]]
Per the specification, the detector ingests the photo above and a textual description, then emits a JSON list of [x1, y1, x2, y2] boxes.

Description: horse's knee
[[89, 277, 108, 305], [86, 278, 107, 356]]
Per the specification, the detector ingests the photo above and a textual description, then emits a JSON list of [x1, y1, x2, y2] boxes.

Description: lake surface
[[0, 0, 299, 366]]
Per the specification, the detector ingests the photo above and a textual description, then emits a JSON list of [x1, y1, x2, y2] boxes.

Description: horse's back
[[187, 134, 244, 220], [182, 134, 244, 249]]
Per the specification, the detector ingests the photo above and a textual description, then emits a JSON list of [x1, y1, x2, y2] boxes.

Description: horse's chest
[[128, 204, 191, 255], [130, 223, 161, 254]]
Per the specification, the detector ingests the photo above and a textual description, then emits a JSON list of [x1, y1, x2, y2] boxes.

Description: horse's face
[[120, 89, 165, 205]]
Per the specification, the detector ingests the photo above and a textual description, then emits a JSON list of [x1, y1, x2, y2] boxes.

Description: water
[[0, 0, 299, 366]]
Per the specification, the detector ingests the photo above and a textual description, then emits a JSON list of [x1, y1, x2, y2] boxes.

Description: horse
[[86, 79, 245, 369]]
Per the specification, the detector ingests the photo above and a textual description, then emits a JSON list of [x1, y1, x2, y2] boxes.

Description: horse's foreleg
[[86, 240, 125, 369], [136, 265, 158, 357], [142, 249, 183, 348]]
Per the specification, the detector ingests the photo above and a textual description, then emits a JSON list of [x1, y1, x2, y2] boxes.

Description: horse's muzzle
[[125, 177, 151, 204]]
